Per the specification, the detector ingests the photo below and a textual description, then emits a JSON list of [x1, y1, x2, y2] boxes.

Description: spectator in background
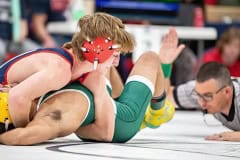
[[202, 27, 240, 77], [28, 0, 72, 48], [171, 46, 197, 85], [204, 0, 217, 5], [0, 0, 40, 64]]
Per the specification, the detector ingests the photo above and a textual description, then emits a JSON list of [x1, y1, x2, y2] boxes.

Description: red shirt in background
[[202, 48, 240, 77], [204, 0, 217, 5]]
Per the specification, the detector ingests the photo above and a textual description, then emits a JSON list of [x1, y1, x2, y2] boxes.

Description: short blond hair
[[63, 12, 135, 61]]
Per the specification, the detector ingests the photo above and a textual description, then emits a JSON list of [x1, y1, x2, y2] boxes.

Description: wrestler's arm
[[109, 67, 123, 99], [0, 117, 62, 145], [159, 27, 185, 92], [75, 95, 115, 142], [0, 91, 86, 145], [8, 61, 71, 128], [75, 71, 115, 142]]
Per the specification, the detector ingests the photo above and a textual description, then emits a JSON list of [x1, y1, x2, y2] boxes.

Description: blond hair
[[63, 12, 135, 61]]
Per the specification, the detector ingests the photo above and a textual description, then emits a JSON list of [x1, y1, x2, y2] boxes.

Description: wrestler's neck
[[67, 48, 96, 80], [72, 60, 95, 74]]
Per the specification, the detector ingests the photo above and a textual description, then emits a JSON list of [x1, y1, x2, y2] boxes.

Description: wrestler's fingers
[[175, 44, 186, 56], [162, 33, 169, 44], [167, 27, 178, 44]]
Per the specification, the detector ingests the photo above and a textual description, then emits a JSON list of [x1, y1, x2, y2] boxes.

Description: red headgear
[[81, 37, 118, 64]]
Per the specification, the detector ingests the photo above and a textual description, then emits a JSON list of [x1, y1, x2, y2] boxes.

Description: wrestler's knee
[[139, 51, 159, 61], [136, 51, 160, 68]]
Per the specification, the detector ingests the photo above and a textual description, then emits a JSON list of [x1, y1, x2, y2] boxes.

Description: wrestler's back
[[1, 50, 72, 85]]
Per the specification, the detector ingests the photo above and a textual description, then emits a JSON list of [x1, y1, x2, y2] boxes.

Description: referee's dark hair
[[196, 62, 232, 86]]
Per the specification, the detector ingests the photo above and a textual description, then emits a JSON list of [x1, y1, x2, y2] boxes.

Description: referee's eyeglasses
[[191, 85, 226, 102]]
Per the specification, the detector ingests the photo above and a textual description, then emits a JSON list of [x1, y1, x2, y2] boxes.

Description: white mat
[[1, 110, 239, 160]]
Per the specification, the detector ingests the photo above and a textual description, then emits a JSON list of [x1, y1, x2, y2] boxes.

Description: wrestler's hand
[[159, 27, 185, 64], [205, 131, 240, 142]]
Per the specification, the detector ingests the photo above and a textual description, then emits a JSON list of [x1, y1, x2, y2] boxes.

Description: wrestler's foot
[[142, 99, 175, 129]]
